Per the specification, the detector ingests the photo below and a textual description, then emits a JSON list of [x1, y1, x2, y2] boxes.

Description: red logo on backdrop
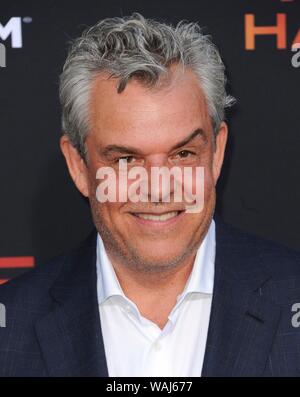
[[0, 257, 35, 284]]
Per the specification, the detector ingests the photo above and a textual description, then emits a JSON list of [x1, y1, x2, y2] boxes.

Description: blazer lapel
[[201, 216, 281, 377], [35, 230, 109, 377]]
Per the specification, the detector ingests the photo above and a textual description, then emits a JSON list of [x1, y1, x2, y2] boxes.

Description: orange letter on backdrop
[[292, 28, 300, 48], [245, 13, 287, 50]]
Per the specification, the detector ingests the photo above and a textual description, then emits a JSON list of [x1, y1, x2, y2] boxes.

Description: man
[[0, 12, 300, 377]]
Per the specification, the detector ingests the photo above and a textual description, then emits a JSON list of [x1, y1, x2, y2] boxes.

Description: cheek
[[90, 185, 122, 224], [100, 201, 122, 219], [185, 166, 214, 199], [115, 174, 137, 202], [204, 168, 215, 197]]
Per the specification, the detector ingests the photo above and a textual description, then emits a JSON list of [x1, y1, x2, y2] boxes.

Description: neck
[[105, 249, 198, 329]]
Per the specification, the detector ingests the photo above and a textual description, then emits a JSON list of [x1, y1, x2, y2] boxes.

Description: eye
[[177, 150, 195, 158], [117, 156, 136, 164]]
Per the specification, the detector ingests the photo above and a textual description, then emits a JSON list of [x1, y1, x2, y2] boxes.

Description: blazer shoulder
[[0, 228, 97, 306], [0, 251, 65, 307], [216, 216, 300, 280]]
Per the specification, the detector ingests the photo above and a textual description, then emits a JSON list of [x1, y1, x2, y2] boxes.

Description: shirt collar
[[177, 219, 215, 300], [96, 235, 125, 304], [96, 219, 215, 305]]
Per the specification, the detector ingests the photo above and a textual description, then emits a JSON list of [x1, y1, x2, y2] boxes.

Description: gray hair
[[59, 12, 235, 158]]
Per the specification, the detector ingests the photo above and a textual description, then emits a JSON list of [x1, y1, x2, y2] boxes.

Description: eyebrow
[[170, 128, 206, 151], [99, 128, 206, 157]]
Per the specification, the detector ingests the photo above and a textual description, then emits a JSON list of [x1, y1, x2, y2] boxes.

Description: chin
[[127, 243, 190, 270]]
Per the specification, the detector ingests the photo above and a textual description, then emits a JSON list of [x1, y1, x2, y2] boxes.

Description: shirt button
[[153, 341, 161, 352]]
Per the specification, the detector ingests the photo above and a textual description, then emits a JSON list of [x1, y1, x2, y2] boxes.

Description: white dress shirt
[[96, 220, 216, 377]]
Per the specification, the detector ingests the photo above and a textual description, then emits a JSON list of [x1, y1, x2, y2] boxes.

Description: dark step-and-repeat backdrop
[[0, 0, 299, 283]]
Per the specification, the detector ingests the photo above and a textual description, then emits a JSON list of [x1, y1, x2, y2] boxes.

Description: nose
[[144, 154, 176, 203]]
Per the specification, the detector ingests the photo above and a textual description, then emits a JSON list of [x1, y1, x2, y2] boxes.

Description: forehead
[[89, 67, 212, 150]]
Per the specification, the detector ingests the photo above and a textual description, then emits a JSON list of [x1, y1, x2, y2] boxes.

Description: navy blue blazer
[[0, 215, 300, 377]]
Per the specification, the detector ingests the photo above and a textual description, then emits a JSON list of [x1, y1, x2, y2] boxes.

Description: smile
[[130, 210, 186, 226], [134, 211, 180, 221]]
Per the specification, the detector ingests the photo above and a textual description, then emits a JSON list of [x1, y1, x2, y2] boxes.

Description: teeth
[[135, 211, 179, 221]]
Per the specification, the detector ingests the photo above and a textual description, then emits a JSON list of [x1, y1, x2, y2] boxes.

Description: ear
[[60, 134, 90, 197], [212, 121, 228, 185]]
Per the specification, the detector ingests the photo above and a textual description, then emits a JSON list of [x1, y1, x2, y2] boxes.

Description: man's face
[[63, 67, 227, 272]]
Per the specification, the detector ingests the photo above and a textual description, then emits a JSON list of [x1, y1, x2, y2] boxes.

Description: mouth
[[129, 210, 185, 227], [133, 211, 180, 221]]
